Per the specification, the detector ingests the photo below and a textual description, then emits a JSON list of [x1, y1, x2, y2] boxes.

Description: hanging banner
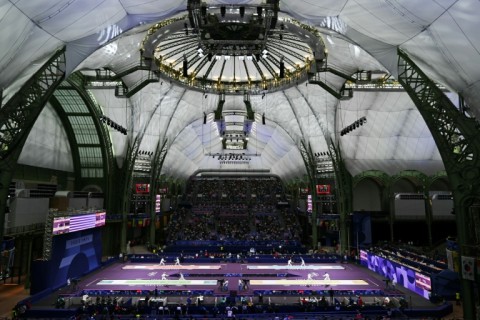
[[461, 256, 475, 281], [446, 249, 454, 271]]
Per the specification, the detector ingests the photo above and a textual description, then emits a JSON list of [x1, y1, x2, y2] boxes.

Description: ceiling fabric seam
[[399, 0, 460, 46], [8, 0, 62, 41], [338, 0, 350, 16], [347, 0, 411, 40]]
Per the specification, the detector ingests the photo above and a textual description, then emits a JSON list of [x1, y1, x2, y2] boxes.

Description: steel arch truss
[[299, 140, 316, 187], [328, 142, 352, 251], [398, 50, 480, 190], [398, 49, 480, 319], [55, 72, 116, 201], [148, 138, 168, 244], [0, 48, 66, 161], [0, 48, 66, 244]]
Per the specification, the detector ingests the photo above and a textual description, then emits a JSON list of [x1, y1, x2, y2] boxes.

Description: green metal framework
[[118, 138, 142, 252], [148, 139, 169, 245], [353, 169, 450, 246], [0, 48, 66, 160], [48, 96, 83, 184], [91, 58, 159, 98], [328, 142, 352, 253], [0, 48, 66, 243], [119, 86, 181, 252], [299, 140, 318, 248], [57, 73, 116, 201], [308, 65, 354, 100], [397, 49, 480, 319], [352, 170, 390, 188]]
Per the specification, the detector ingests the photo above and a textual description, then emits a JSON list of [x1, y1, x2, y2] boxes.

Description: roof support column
[[149, 139, 168, 246], [0, 155, 17, 244], [119, 141, 140, 253], [299, 141, 318, 250], [329, 142, 353, 254], [0, 48, 66, 243], [398, 49, 480, 319], [380, 182, 395, 243]]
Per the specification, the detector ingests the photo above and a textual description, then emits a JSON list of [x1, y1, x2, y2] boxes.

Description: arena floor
[[7, 248, 462, 319], [79, 261, 381, 294]]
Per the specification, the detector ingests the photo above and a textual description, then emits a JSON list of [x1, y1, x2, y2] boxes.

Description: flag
[[461, 256, 475, 280]]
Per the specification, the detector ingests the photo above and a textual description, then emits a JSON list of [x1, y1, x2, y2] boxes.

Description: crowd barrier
[[127, 253, 339, 264], [21, 302, 453, 319]]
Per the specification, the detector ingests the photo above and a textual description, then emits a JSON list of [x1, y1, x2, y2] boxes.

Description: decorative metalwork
[[0, 48, 66, 160], [141, 5, 325, 94], [397, 48, 480, 319]]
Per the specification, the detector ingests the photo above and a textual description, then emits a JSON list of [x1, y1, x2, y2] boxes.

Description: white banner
[[446, 249, 454, 271], [461, 256, 475, 281]]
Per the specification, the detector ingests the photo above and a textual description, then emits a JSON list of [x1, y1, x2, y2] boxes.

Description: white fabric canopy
[[3, 0, 479, 181]]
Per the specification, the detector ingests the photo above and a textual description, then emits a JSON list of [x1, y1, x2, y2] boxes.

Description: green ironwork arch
[[397, 49, 480, 319], [391, 170, 428, 191], [428, 170, 449, 189], [353, 170, 390, 188], [48, 96, 82, 184], [61, 72, 116, 208], [0, 48, 67, 243]]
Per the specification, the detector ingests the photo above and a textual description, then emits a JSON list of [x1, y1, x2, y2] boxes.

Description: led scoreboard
[[52, 211, 106, 235]]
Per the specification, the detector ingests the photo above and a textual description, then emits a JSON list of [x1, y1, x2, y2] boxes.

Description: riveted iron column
[[0, 48, 66, 243], [299, 140, 318, 249], [149, 139, 168, 246], [398, 49, 480, 319], [329, 142, 352, 254]]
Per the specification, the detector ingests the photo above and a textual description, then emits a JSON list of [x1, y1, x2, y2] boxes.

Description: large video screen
[[316, 184, 331, 195], [360, 251, 431, 298], [135, 183, 150, 194], [52, 212, 106, 236]]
